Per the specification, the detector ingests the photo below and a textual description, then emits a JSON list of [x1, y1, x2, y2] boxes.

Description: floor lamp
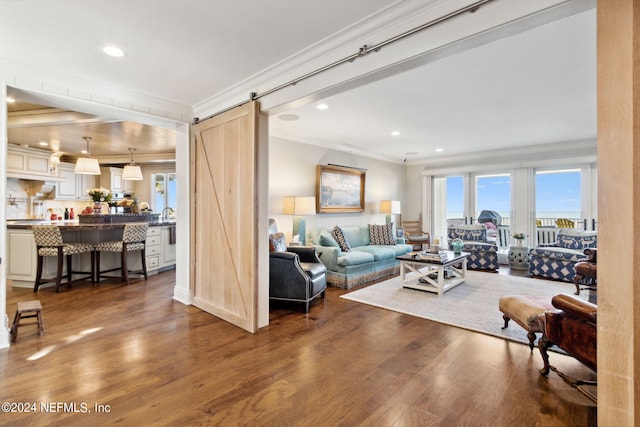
[[283, 196, 316, 245], [380, 200, 401, 226]]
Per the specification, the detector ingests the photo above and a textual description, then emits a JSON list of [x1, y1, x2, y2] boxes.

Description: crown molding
[[417, 138, 597, 175]]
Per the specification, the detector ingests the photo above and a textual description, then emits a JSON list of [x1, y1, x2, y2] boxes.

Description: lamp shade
[[380, 200, 401, 215], [283, 196, 316, 215], [122, 164, 143, 180], [74, 157, 101, 175]]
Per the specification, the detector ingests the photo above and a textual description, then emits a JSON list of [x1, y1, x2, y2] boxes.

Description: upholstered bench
[[499, 295, 554, 350]]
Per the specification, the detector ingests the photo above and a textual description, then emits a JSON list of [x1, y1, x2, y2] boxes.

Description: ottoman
[[499, 295, 554, 350]]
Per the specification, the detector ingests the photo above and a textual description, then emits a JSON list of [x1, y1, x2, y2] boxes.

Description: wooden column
[[597, 0, 640, 423]]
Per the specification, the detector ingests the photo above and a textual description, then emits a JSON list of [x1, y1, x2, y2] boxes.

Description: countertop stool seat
[[95, 223, 149, 286], [499, 295, 554, 350], [32, 225, 95, 293], [10, 300, 45, 342]]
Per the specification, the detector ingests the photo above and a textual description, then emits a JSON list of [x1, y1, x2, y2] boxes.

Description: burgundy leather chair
[[574, 248, 597, 303], [538, 293, 597, 403]]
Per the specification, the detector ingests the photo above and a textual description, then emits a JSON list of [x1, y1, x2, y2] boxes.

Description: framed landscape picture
[[316, 164, 366, 213]]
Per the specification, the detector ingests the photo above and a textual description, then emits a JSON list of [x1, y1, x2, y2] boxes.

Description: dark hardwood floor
[[1, 268, 595, 426]]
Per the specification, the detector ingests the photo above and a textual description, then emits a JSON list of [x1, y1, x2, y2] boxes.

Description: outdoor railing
[[448, 216, 597, 231], [445, 216, 598, 248]]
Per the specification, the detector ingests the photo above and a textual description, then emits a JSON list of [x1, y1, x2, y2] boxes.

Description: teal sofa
[[309, 225, 412, 289]]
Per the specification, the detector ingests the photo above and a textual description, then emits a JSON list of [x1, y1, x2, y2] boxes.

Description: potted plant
[[87, 188, 112, 213], [511, 231, 528, 246]]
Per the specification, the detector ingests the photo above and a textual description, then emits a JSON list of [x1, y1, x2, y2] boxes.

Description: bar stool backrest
[[32, 225, 63, 247], [123, 224, 149, 244]]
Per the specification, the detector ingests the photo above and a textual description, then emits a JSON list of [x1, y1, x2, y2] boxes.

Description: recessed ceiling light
[[38, 141, 48, 147], [316, 103, 328, 110], [279, 114, 299, 121], [435, 148, 444, 152], [103, 45, 124, 57], [390, 131, 400, 136], [6, 96, 15, 103]]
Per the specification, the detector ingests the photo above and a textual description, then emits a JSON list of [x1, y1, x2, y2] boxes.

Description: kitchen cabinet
[[54, 163, 96, 200], [100, 167, 124, 192], [144, 225, 176, 273], [161, 225, 177, 267], [7, 145, 56, 180], [6, 229, 91, 288], [146, 226, 162, 273]]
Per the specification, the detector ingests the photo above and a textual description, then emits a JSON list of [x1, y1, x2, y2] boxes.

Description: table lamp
[[283, 196, 316, 245], [380, 200, 401, 224]]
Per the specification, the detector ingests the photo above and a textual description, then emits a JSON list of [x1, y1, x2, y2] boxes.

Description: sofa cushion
[[337, 251, 375, 266], [460, 241, 498, 252], [269, 232, 287, 252], [556, 229, 597, 250], [368, 223, 395, 245], [319, 229, 339, 247], [340, 225, 370, 247], [352, 245, 396, 261], [529, 247, 585, 262], [331, 226, 351, 252], [448, 224, 487, 242]]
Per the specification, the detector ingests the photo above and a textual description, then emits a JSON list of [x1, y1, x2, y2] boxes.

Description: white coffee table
[[396, 251, 469, 296]]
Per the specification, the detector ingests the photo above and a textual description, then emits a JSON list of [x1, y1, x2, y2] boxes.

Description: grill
[[477, 210, 502, 226]]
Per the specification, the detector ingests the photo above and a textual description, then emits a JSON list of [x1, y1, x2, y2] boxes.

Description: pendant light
[[122, 147, 143, 180], [74, 136, 101, 175]]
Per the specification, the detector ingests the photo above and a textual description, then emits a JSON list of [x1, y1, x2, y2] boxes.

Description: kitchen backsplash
[[6, 179, 89, 219]]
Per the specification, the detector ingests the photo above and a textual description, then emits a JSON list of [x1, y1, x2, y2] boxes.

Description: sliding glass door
[[432, 175, 465, 243], [432, 172, 511, 246], [535, 169, 581, 227]]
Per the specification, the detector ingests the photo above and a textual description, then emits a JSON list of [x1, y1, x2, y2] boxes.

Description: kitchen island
[[6, 217, 176, 289]]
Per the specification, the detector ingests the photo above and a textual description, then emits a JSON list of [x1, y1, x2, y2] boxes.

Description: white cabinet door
[[77, 174, 96, 200], [55, 164, 78, 199], [55, 163, 97, 200], [7, 230, 37, 281], [161, 225, 177, 266], [100, 167, 124, 192]]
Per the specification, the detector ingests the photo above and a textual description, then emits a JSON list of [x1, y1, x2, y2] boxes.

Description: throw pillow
[[369, 223, 395, 245], [319, 230, 339, 247], [331, 226, 351, 252], [268, 232, 287, 252]]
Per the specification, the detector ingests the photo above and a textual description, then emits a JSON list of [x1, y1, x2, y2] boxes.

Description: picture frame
[[316, 164, 366, 213], [396, 227, 404, 239]]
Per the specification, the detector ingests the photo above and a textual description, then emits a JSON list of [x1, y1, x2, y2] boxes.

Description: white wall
[[269, 136, 406, 241]]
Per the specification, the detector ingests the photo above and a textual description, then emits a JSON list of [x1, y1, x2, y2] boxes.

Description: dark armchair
[[269, 219, 327, 312], [538, 293, 597, 403]]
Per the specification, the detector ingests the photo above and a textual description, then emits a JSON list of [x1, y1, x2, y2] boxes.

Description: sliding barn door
[[191, 101, 265, 333]]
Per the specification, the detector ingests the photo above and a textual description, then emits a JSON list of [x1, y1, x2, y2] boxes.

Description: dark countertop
[[7, 219, 176, 230]]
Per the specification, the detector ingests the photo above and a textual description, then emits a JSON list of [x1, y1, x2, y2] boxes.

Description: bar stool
[[95, 223, 149, 285], [10, 300, 45, 342], [32, 225, 95, 293]]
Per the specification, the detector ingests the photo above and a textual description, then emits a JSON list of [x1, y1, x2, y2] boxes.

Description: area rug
[[341, 271, 585, 347]]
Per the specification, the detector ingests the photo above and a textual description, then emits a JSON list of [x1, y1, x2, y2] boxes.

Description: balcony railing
[[445, 216, 597, 248]]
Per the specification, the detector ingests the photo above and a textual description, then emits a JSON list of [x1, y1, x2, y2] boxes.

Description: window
[[475, 173, 511, 225], [152, 173, 177, 218], [535, 169, 581, 227]]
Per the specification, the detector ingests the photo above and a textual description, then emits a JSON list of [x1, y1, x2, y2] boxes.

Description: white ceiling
[[270, 8, 597, 163], [1, 1, 596, 164]]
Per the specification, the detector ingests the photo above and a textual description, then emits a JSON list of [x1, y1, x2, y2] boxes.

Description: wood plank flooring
[[1, 270, 596, 426]]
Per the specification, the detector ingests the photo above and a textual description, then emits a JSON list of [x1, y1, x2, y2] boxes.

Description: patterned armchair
[[528, 229, 597, 283], [447, 224, 499, 271]]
